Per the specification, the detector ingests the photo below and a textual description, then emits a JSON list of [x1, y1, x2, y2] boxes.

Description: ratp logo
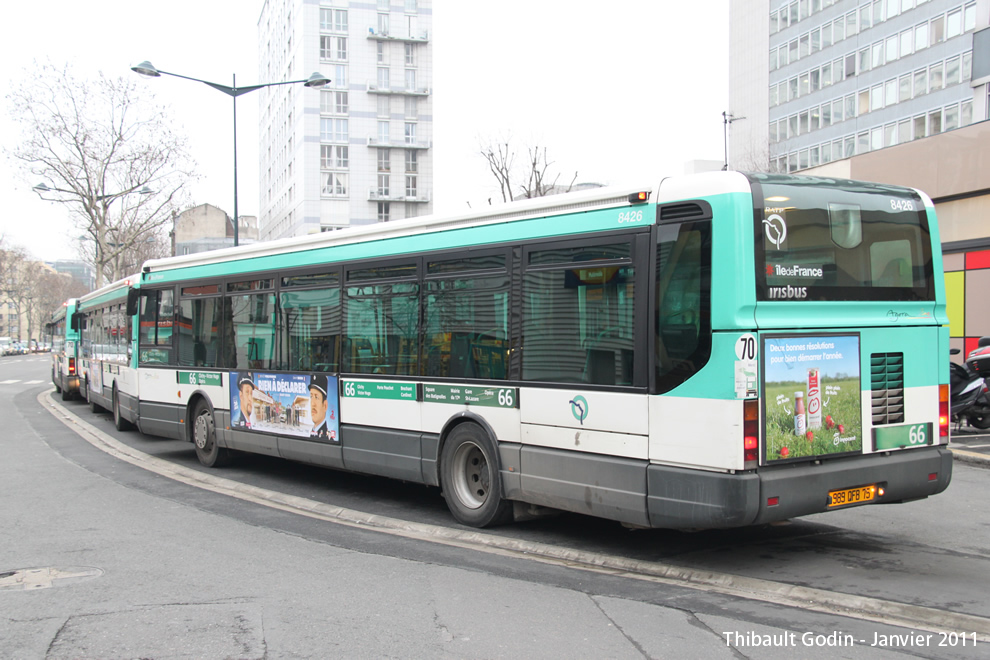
[[763, 214, 788, 249], [569, 395, 589, 425]]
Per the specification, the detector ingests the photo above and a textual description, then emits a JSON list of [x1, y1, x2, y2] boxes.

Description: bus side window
[[138, 289, 175, 365], [279, 286, 341, 372], [423, 269, 509, 381], [177, 296, 222, 368], [521, 242, 635, 386], [224, 291, 277, 370], [655, 222, 712, 392], [343, 282, 419, 376]]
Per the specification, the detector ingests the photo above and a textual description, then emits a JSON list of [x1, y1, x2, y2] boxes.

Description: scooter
[[950, 346, 990, 430]]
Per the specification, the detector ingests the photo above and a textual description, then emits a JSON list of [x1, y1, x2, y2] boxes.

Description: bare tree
[[521, 145, 578, 199], [7, 61, 196, 288], [103, 224, 171, 280], [480, 139, 516, 203], [730, 140, 784, 174], [30, 267, 88, 335], [1, 238, 88, 344], [0, 244, 30, 341], [480, 137, 578, 203]]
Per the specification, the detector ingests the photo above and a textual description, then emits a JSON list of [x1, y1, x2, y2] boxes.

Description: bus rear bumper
[[646, 448, 952, 529]]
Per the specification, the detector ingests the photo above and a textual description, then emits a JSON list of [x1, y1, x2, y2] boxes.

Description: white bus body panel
[[649, 396, 744, 471], [859, 384, 941, 454], [342, 396, 420, 431], [519, 388, 648, 459]]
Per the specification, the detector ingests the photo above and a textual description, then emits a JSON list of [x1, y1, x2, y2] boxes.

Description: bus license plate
[[827, 484, 876, 508]]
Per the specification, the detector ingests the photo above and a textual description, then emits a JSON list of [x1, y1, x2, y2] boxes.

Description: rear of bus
[[750, 173, 951, 523], [51, 299, 82, 397], [649, 172, 951, 528]]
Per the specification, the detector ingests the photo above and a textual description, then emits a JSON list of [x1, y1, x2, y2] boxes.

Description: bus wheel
[[192, 401, 231, 468], [53, 373, 62, 394], [440, 423, 512, 527], [87, 380, 103, 413], [113, 387, 132, 432]]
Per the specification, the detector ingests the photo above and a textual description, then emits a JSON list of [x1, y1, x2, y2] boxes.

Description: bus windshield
[[749, 173, 934, 302]]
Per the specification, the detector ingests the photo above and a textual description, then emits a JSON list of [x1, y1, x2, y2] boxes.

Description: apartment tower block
[[258, 0, 433, 239], [729, 0, 987, 172]]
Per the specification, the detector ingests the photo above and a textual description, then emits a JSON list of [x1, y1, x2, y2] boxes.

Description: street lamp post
[[33, 183, 154, 288], [721, 111, 746, 171], [130, 61, 331, 246]]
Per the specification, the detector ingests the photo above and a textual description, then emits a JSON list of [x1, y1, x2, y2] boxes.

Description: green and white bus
[[46, 298, 82, 401], [76, 274, 141, 430], [126, 171, 951, 529]]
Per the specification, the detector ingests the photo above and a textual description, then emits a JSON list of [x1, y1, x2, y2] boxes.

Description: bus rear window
[[750, 173, 934, 302]]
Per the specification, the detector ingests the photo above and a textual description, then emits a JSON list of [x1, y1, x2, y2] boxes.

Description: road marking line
[[38, 388, 990, 641], [24, 380, 44, 385], [1, 379, 21, 384], [958, 443, 990, 449]]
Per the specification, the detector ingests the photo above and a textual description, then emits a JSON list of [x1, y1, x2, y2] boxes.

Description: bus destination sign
[[342, 380, 417, 400], [423, 385, 517, 408], [178, 371, 223, 387]]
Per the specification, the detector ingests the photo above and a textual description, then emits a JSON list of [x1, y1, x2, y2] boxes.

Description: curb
[[951, 448, 990, 468]]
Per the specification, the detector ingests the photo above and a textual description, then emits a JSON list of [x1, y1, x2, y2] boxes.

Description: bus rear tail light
[[744, 399, 759, 466], [68, 357, 76, 376], [939, 384, 949, 439]]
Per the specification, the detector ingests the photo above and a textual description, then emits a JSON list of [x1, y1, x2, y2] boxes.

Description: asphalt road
[[4, 354, 990, 659]]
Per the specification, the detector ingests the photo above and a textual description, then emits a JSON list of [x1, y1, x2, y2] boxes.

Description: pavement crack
[[433, 609, 454, 644], [44, 616, 71, 659], [685, 611, 749, 660], [588, 595, 650, 659]]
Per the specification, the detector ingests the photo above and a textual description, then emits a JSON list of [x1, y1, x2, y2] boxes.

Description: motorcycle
[[950, 342, 990, 430]]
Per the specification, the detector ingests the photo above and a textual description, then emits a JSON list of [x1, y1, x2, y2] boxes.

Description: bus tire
[[87, 380, 104, 413], [113, 387, 132, 432], [192, 400, 231, 468], [440, 422, 512, 527]]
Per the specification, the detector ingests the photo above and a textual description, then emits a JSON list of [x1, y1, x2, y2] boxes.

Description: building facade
[[53, 260, 94, 292], [729, 0, 990, 357], [258, 0, 433, 240], [729, 0, 987, 172], [172, 204, 259, 256]]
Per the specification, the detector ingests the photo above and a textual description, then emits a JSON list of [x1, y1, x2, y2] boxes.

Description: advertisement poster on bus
[[230, 371, 339, 443], [763, 334, 861, 463]]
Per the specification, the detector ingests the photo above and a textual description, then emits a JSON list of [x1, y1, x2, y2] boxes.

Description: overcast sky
[[0, 0, 729, 263]]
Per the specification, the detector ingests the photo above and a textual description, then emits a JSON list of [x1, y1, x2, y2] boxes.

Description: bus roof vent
[[657, 200, 713, 224]]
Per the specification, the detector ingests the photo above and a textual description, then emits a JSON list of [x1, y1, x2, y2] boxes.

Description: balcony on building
[[368, 189, 431, 203], [366, 136, 432, 150], [365, 82, 431, 97], [367, 27, 429, 43]]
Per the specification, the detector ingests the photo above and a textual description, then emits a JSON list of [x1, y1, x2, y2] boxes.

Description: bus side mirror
[[126, 289, 140, 316]]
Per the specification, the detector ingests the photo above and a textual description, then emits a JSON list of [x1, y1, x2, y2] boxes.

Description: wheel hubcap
[[194, 415, 210, 450], [451, 441, 489, 509]]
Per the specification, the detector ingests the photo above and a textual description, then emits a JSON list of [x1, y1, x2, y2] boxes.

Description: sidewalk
[[949, 428, 990, 467]]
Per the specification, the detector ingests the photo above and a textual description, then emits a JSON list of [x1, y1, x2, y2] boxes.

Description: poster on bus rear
[[230, 371, 339, 443], [763, 334, 861, 463]]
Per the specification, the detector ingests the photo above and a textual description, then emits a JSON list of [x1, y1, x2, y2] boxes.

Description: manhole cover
[[0, 567, 103, 591]]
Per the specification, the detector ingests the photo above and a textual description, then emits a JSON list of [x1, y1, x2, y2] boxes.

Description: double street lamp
[[33, 182, 155, 288], [130, 61, 331, 246]]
